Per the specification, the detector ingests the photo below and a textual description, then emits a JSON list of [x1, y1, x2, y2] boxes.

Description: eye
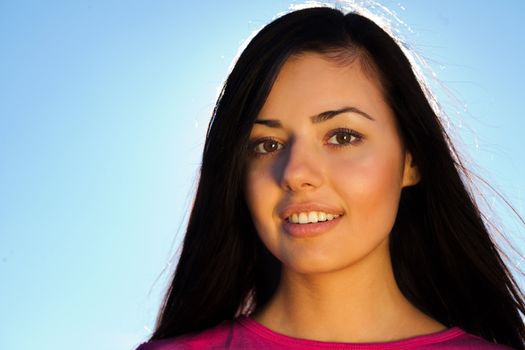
[[326, 128, 363, 147], [251, 137, 284, 156]]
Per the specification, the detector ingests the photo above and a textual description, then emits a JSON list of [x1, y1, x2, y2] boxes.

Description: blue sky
[[0, 1, 524, 349]]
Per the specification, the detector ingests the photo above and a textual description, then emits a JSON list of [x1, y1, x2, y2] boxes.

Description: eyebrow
[[254, 106, 375, 128]]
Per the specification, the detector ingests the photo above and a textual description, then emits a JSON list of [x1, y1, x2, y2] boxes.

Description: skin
[[244, 52, 446, 342]]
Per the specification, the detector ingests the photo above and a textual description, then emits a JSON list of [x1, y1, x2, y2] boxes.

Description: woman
[[137, 6, 524, 349]]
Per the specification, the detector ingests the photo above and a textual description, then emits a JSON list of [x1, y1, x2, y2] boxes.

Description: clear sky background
[[1, 1, 524, 349]]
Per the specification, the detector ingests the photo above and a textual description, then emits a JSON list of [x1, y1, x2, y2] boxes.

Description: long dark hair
[[150, 7, 525, 348]]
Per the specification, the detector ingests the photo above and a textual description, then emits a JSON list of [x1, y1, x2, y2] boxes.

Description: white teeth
[[288, 211, 340, 224], [298, 213, 308, 224]]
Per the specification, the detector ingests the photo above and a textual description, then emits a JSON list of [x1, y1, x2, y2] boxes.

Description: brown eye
[[327, 129, 362, 146], [253, 139, 283, 155]]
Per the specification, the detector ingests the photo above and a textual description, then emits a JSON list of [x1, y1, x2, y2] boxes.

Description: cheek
[[244, 164, 279, 232], [331, 146, 404, 232]]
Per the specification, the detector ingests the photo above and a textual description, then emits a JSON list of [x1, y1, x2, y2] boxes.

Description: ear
[[402, 151, 421, 187]]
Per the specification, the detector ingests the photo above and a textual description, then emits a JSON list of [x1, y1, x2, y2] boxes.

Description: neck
[[251, 240, 446, 342]]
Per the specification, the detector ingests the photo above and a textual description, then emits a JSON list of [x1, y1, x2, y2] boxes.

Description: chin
[[280, 254, 357, 275]]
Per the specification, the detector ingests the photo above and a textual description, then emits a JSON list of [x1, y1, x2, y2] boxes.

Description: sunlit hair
[[150, 7, 525, 348]]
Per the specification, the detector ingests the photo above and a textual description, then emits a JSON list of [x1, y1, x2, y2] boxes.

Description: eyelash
[[248, 128, 364, 158]]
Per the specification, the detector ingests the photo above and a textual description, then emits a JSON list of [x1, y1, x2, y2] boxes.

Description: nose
[[279, 139, 324, 192]]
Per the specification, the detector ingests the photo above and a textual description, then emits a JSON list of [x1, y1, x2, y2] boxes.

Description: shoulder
[[134, 319, 240, 350], [442, 331, 515, 349]]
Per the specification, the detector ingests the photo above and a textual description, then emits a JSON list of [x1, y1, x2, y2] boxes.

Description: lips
[[278, 202, 345, 238], [282, 213, 343, 237]]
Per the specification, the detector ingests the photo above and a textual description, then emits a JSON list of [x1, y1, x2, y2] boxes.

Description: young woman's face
[[244, 52, 419, 274]]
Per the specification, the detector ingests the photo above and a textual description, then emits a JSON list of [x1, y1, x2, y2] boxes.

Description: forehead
[[258, 52, 393, 123]]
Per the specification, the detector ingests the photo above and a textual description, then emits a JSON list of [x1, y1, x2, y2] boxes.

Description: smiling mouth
[[287, 211, 342, 224]]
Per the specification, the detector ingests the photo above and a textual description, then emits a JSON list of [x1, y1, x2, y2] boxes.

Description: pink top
[[135, 316, 513, 349]]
